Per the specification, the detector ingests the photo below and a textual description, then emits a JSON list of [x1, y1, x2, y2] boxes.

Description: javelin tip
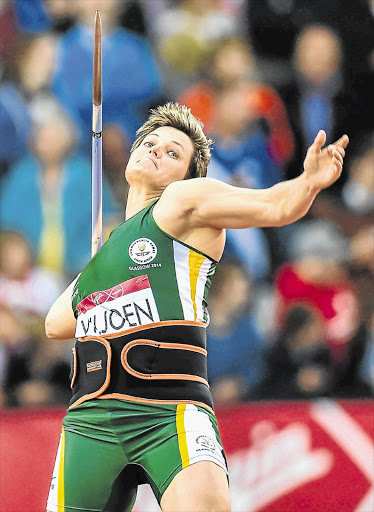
[[94, 9, 102, 32]]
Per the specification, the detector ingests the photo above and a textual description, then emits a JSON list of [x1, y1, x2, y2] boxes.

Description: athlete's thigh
[[47, 427, 130, 512], [137, 403, 228, 505], [161, 461, 230, 512]]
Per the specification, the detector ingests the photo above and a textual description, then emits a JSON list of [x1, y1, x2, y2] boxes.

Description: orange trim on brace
[[97, 393, 214, 415], [70, 347, 77, 390], [121, 339, 209, 387], [103, 320, 206, 340], [70, 336, 112, 408], [123, 339, 207, 356]]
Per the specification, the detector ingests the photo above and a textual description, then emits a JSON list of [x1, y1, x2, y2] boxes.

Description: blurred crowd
[[0, 0, 373, 408]]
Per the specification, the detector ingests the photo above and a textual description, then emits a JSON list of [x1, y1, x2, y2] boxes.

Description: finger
[[330, 157, 343, 181], [333, 148, 344, 165], [333, 156, 343, 174], [333, 150, 344, 168], [333, 134, 349, 149], [328, 145, 344, 164], [311, 130, 327, 152]]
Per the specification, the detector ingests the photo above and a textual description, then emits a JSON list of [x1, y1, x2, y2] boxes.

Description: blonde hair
[[131, 102, 213, 178]]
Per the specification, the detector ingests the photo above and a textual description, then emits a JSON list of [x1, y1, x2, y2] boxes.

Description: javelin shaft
[[92, 9, 103, 257]]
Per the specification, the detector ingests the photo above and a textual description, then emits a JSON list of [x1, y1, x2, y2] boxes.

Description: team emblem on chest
[[129, 237, 157, 264]]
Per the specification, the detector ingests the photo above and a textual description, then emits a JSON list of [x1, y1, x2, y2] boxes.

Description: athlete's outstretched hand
[[303, 130, 349, 191]]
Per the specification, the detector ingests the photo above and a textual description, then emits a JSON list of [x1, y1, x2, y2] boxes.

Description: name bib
[[75, 275, 159, 338]]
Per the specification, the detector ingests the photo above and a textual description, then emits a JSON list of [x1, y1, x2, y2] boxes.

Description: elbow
[[273, 201, 300, 227], [273, 216, 290, 228], [269, 207, 288, 228], [45, 316, 57, 339], [45, 312, 76, 340], [45, 312, 63, 339]]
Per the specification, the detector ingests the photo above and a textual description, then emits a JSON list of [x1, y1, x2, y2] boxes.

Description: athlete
[[45, 102, 348, 512]]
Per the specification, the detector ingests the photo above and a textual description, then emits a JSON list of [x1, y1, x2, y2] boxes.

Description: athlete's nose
[[150, 145, 161, 158]]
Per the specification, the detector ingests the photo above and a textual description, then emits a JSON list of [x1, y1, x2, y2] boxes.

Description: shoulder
[[163, 177, 226, 196], [158, 177, 226, 210]]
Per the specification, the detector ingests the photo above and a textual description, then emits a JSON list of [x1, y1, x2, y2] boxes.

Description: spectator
[[0, 304, 72, 408], [0, 32, 58, 174], [349, 225, 374, 326], [178, 36, 295, 165], [207, 258, 266, 407], [310, 131, 374, 238], [0, 304, 36, 407], [245, 0, 302, 84], [278, 24, 358, 188], [0, 230, 62, 318], [51, 0, 163, 150], [261, 305, 335, 400], [357, 311, 374, 397], [342, 133, 374, 216], [341, 224, 374, 398], [152, 0, 238, 97], [274, 219, 360, 373], [0, 230, 70, 407], [0, 99, 119, 277], [245, 0, 374, 85]]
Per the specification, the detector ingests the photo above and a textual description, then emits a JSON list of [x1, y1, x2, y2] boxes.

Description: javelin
[[91, 9, 102, 257]]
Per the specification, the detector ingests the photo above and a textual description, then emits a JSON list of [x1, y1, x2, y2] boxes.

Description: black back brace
[[69, 322, 214, 411]]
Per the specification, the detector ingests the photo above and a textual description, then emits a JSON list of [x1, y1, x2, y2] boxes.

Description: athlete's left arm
[[45, 276, 79, 340]]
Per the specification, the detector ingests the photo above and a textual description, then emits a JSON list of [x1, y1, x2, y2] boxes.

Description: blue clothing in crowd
[[0, 84, 32, 166], [207, 316, 265, 391], [51, 24, 163, 147], [0, 153, 118, 275], [14, 0, 52, 33], [212, 131, 283, 190]]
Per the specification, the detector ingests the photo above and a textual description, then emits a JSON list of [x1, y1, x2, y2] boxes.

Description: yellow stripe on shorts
[[176, 404, 190, 468], [57, 428, 66, 512]]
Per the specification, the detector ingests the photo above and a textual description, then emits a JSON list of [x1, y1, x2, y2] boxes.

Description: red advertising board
[[217, 400, 374, 512], [0, 400, 373, 512]]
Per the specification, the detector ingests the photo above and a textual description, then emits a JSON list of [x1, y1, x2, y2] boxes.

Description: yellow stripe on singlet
[[57, 428, 66, 511], [176, 404, 190, 469], [188, 251, 205, 321]]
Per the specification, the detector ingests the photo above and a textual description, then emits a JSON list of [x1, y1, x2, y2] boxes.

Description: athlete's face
[[125, 126, 195, 189]]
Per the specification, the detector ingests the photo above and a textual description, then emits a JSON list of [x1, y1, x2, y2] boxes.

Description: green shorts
[[47, 399, 228, 512]]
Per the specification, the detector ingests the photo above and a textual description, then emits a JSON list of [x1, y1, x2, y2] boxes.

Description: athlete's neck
[[125, 186, 161, 220]]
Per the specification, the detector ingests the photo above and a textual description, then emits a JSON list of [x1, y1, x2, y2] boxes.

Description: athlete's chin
[[126, 168, 164, 190], [126, 164, 152, 181]]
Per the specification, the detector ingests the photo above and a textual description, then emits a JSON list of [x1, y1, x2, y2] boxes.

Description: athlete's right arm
[[163, 131, 348, 231], [45, 275, 79, 340]]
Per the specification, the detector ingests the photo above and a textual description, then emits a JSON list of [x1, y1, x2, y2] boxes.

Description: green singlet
[[72, 200, 216, 336]]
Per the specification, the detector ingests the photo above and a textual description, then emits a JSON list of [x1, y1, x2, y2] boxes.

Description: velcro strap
[[70, 336, 111, 407], [122, 340, 208, 386]]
